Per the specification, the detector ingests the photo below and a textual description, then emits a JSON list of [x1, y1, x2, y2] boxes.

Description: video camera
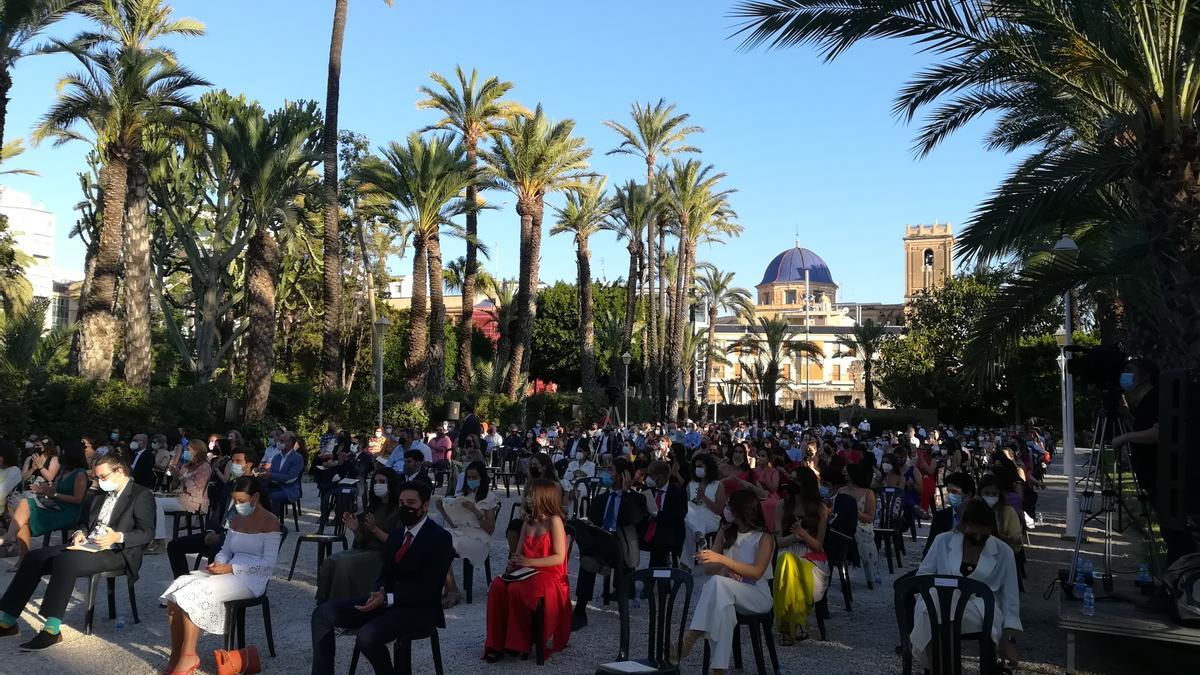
[[1065, 345, 1128, 391]]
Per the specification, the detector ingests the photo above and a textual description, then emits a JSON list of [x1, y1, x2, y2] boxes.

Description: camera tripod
[[1066, 410, 1164, 594]]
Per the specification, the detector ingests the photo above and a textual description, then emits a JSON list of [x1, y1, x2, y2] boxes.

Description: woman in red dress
[[484, 478, 570, 662]]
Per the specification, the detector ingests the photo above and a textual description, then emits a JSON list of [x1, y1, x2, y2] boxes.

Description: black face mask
[[397, 505, 423, 527], [965, 532, 989, 547]]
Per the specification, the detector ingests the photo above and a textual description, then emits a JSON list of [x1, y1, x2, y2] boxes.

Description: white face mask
[[575, 452, 585, 461], [694, 467, 706, 479], [882, 463, 894, 473], [983, 495, 1000, 507], [98, 477, 119, 493], [129, 441, 140, 451], [373, 483, 389, 498], [24, 441, 33, 449]]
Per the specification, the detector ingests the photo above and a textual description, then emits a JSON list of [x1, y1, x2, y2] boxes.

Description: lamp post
[[621, 351, 632, 425], [1053, 235, 1079, 540], [804, 268, 813, 427], [373, 316, 392, 429]]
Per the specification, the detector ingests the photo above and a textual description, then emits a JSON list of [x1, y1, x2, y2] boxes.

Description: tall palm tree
[[0, 0, 93, 156], [663, 158, 738, 420], [36, 3, 206, 383], [831, 317, 891, 409], [418, 66, 526, 392], [483, 105, 592, 398], [604, 100, 702, 412], [694, 263, 753, 408], [604, 180, 657, 392], [736, 316, 822, 422], [551, 177, 611, 393], [356, 133, 475, 400], [729, 0, 1200, 369], [321, 0, 395, 393], [226, 101, 323, 421]]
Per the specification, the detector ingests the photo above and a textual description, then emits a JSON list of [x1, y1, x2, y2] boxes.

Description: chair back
[[615, 567, 694, 666], [325, 484, 358, 536], [876, 487, 904, 532], [893, 573, 996, 675]]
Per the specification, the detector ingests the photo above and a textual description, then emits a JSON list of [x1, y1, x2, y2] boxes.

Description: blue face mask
[[599, 473, 614, 487], [234, 501, 255, 516], [946, 492, 965, 508], [467, 479, 481, 490], [818, 485, 832, 499], [1119, 372, 1136, 391], [181, 449, 192, 462]]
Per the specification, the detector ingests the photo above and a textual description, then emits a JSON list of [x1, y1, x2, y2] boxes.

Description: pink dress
[[752, 465, 782, 533]]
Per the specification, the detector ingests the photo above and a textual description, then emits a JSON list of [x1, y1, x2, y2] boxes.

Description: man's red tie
[[644, 490, 665, 543], [394, 531, 414, 563]]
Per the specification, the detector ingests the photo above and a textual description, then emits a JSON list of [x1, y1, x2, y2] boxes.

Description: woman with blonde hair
[[152, 439, 212, 552]]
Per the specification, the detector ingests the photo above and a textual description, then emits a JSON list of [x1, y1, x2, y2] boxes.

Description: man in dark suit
[[311, 480, 455, 675], [398, 449, 433, 487], [571, 457, 648, 630], [638, 460, 687, 569], [922, 472, 975, 558], [0, 454, 155, 650], [127, 433, 157, 489], [264, 431, 305, 520]]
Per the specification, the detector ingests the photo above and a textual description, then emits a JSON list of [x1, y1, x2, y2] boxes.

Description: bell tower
[[904, 222, 954, 301]]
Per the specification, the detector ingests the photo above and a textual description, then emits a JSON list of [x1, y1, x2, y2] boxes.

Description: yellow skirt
[[773, 551, 817, 632]]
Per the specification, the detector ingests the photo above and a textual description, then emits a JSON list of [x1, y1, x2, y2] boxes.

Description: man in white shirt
[[858, 418, 872, 434], [409, 432, 433, 463], [484, 427, 503, 451]]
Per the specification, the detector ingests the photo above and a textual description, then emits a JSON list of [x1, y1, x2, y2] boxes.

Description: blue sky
[[3, 0, 1023, 304]]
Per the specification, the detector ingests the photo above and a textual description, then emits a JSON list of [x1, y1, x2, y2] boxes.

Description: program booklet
[[501, 567, 538, 582]]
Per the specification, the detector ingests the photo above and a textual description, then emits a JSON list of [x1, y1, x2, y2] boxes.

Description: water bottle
[[115, 614, 125, 632], [1074, 572, 1087, 598], [1137, 564, 1151, 585], [1082, 586, 1095, 617]]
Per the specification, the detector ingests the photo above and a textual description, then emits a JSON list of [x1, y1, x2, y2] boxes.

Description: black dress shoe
[[19, 630, 62, 651], [571, 609, 588, 631], [0, 623, 18, 638]]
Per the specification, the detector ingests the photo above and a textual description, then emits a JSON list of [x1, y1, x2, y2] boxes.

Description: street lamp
[[373, 316, 392, 429], [621, 351, 632, 425], [1053, 235, 1080, 540]]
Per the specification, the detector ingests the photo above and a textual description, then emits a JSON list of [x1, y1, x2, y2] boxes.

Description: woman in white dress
[[683, 453, 727, 564], [435, 460, 499, 607], [912, 499, 1021, 670], [680, 488, 774, 675], [160, 477, 281, 675], [561, 447, 596, 517]]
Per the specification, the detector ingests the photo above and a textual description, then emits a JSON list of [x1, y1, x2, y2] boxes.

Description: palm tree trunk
[[578, 236, 597, 392], [504, 199, 539, 398], [66, 242, 98, 375], [864, 358, 874, 410], [77, 151, 130, 381], [617, 239, 639, 393], [355, 207, 380, 391], [665, 238, 690, 421], [455, 146, 479, 392], [244, 228, 280, 422], [426, 230, 447, 394], [320, 0, 348, 393], [702, 304, 717, 410], [657, 220, 669, 417], [406, 234, 429, 400], [645, 218, 657, 404], [122, 149, 152, 389], [0, 69, 10, 165]]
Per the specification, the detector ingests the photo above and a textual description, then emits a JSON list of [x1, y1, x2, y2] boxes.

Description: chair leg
[[747, 621, 768, 675], [349, 645, 360, 675], [431, 630, 444, 675], [84, 575, 100, 635], [840, 563, 853, 611], [484, 556, 492, 584], [532, 599, 545, 665], [463, 558, 473, 604], [762, 622, 780, 674], [223, 605, 236, 651], [287, 537, 303, 581], [236, 607, 247, 649], [732, 623, 743, 670], [291, 502, 300, 531], [107, 576, 117, 620], [815, 603, 827, 641], [316, 542, 328, 571], [395, 638, 413, 675], [701, 640, 711, 674], [127, 577, 140, 624], [261, 598, 276, 657]]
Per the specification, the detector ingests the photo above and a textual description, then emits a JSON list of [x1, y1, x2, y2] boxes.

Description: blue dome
[[760, 246, 834, 285]]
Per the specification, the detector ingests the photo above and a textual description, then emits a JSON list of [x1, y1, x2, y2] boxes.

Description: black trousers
[[644, 531, 682, 569], [310, 596, 434, 675], [0, 545, 126, 622], [571, 522, 625, 607], [167, 532, 224, 579]]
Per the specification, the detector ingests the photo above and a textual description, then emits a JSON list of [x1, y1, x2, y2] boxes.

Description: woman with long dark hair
[[1, 443, 86, 561], [773, 467, 829, 643], [680, 489, 774, 675], [683, 453, 728, 564], [315, 468, 404, 603], [437, 460, 498, 607]]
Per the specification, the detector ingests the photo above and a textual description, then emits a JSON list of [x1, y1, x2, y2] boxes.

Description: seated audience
[[484, 478, 571, 662], [843, 462, 881, 586], [436, 461, 499, 608], [20, 436, 59, 487], [398, 448, 433, 487], [506, 453, 559, 553], [316, 469, 404, 603], [571, 457, 648, 630], [561, 446, 597, 517], [913, 499, 1021, 669], [0, 442, 22, 524], [638, 460, 687, 568], [261, 431, 304, 520], [774, 467, 829, 644], [311, 481, 455, 675], [0, 443, 89, 560], [679, 489, 774, 675], [923, 471, 976, 558], [160, 476, 281, 675], [683, 452, 727, 565], [166, 450, 254, 579], [978, 475, 1024, 557], [153, 439, 212, 552], [0, 454, 154, 651], [128, 433, 157, 488]]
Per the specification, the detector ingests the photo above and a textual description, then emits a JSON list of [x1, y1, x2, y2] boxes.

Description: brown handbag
[[214, 646, 261, 675]]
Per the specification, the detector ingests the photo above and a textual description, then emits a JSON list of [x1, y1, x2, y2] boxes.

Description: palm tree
[[227, 101, 322, 421], [320, 0, 396, 393], [418, 66, 526, 393], [604, 100, 702, 412], [0, 0, 92, 156], [604, 180, 656, 395], [551, 177, 611, 393], [662, 158, 738, 420], [729, 1, 1200, 369], [36, 2, 206, 383], [694, 263, 753, 409], [0, 298, 72, 390], [483, 105, 592, 398], [356, 133, 475, 400], [736, 316, 822, 421], [444, 255, 496, 297], [831, 317, 891, 410]]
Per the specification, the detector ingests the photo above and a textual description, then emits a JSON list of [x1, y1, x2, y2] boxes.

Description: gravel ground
[[0, 450, 1195, 674]]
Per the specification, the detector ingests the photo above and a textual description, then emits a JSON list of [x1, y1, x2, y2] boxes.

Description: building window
[[807, 362, 823, 381], [53, 296, 71, 328], [781, 363, 790, 380], [761, 291, 772, 305], [832, 364, 841, 381], [733, 363, 741, 378], [785, 290, 797, 305], [924, 248, 935, 267]]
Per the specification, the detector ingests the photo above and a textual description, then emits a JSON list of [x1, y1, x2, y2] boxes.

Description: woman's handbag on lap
[[214, 646, 261, 675]]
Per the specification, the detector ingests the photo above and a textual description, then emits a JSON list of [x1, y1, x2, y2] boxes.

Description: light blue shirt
[[684, 430, 702, 450]]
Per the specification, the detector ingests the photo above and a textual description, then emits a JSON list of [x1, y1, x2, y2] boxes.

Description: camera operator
[[1112, 358, 1197, 565]]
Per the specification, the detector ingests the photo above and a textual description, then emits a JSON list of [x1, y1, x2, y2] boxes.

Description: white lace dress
[[439, 491, 500, 566], [160, 529, 281, 634]]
